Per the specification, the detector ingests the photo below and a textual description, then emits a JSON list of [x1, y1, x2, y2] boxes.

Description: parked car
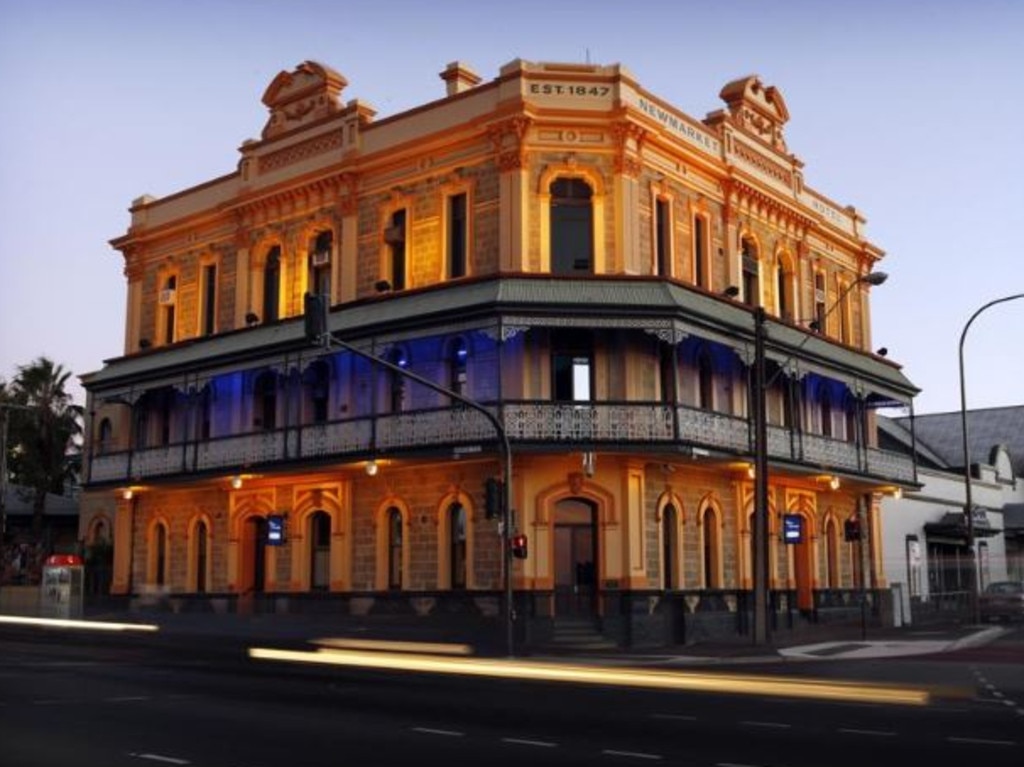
[[978, 581, 1024, 623]]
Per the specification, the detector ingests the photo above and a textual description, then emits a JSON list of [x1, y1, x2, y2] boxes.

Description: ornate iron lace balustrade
[[501, 402, 675, 442], [376, 406, 498, 451], [83, 401, 915, 486], [676, 405, 749, 452]]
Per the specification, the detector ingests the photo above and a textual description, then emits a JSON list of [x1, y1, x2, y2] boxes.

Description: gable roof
[[895, 406, 1024, 477]]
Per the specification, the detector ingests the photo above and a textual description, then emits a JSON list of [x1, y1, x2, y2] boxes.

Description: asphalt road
[[1, 625, 1022, 767]]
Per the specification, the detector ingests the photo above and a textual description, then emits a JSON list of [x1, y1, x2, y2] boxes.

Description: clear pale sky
[[1, 0, 1021, 417]]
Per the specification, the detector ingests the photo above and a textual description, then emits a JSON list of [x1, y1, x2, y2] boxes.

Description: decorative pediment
[[716, 75, 790, 151], [261, 61, 348, 139]]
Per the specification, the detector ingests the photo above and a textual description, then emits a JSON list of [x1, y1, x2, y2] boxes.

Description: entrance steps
[[549, 617, 617, 651]]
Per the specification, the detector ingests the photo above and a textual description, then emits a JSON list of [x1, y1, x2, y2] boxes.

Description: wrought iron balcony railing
[[87, 400, 914, 486]]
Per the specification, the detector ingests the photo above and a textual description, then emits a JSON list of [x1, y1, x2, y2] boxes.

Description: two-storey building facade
[[80, 59, 918, 646]]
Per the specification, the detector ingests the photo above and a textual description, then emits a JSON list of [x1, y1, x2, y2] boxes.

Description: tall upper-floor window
[[448, 338, 468, 398], [693, 214, 709, 289], [552, 331, 593, 402], [160, 275, 177, 345], [263, 246, 281, 322], [305, 360, 330, 424], [814, 271, 827, 332], [447, 193, 468, 279], [200, 263, 217, 337], [838, 279, 853, 344], [550, 178, 593, 274], [97, 417, 113, 454], [254, 372, 278, 431], [385, 210, 407, 291], [741, 238, 759, 307], [697, 348, 714, 411], [387, 347, 408, 413], [309, 230, 333, 299], [775, 255, 794, 322], [655, 198, 672, 277]]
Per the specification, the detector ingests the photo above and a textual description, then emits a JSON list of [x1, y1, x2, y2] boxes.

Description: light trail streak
[[0, 615, 159, 632], [247, 646, 932, 706]]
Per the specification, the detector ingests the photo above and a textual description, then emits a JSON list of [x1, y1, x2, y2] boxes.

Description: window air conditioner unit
[[311, 250, 330, 267], [159, 288, 176, 305], [384, 225, 405, 245]]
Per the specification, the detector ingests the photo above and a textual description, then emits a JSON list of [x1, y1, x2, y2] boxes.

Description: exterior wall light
[[365, 460, 379, 477], [231, 475, 243, 490]]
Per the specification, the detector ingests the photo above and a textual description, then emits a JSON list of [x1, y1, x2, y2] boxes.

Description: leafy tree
[[4, 358, 83, 536]]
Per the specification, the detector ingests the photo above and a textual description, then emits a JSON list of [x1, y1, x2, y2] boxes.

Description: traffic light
[[844, 518, 861, 542], [303, 292, 329, 343], [510, 533, 528, 559], [485, 477, 503, 519]]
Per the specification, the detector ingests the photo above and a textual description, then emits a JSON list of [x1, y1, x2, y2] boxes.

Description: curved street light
[[958, 292, 1024, 623]]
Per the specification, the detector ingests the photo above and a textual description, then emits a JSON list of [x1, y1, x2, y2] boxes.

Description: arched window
[[150, 521, 168, 588], [448, 502, 467, 590], [776, 254, 795, 321], [448, 338, 468, 398], [97, 418, 113, 454], [741, 237, 759, 307], [309, 511, 331, 591], [550, 178, 593, 274], [387, 347, 408, 413], [701, 505, 720, 589], [193, 520, 209, 593], [662, 504, 679, 590], [161, 275, 177, 345], [309, 230, 333, 299], [254, 372, 277, 430], [385, 209, 407, 291], [386, 506, 403, 590], [263, 246, 281, 322], [692, 214, 709, 289], [825, 517, 839, 589]]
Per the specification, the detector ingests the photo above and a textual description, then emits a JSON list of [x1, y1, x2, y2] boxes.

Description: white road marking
[[411, 726, 464, 737], [716, 763, 760, 767], [838, 728, 896, 737], [946, 736, 1015, 746], [501, 737, 557, 748], [602, 749, 663, 760], [651, 713, 697, 721], [106, 696, 150, 703], [128, 754, 191, 765], [740, 720, 791, 729]]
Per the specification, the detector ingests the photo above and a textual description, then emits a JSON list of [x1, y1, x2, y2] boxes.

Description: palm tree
[[5, 358, 83, 536]]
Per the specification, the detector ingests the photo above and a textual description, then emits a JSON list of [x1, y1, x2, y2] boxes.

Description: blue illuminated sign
[[782, 514, 803, 544], [267, 515, 286, 545]]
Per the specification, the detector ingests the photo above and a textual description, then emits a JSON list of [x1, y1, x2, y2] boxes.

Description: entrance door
[[242, 517, 268, 593], [794, 525, 813, 611], [554, 499, 597, 616]]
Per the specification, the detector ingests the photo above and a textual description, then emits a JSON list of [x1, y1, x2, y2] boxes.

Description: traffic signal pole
[[303, 294, 516, 657]]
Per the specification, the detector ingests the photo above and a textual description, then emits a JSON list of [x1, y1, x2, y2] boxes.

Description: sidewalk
[[61, 607, 1010, 666]]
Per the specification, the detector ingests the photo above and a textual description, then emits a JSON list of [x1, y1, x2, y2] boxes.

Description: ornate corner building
[[80, 59, 918, 646]]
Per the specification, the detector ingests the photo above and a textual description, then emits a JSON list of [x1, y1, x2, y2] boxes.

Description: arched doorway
[[241, 516, 268, 594], [793, 514, 814, 612], [309, 510, 331, 591], [554, 498, 597, 617]]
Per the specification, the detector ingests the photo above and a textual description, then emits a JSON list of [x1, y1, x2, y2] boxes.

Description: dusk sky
[[1, 0, 1021, 417]]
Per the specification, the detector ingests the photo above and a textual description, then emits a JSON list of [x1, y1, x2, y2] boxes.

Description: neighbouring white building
[[879, 407, 1024, 624]]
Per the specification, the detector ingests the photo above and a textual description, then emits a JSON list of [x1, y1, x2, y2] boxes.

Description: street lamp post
[[958, 293, 1024, 624], [749, 271, 888, 645]]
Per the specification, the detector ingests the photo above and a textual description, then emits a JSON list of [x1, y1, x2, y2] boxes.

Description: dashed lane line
[[601, 749, 663, 760], [838, 728, 896, 737], [946, 736, 1016, 747], [740, 720, 791, 729], [501, 737, 557, 748], [411, 726, 465, 737], [128, 754, 191, 765]]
